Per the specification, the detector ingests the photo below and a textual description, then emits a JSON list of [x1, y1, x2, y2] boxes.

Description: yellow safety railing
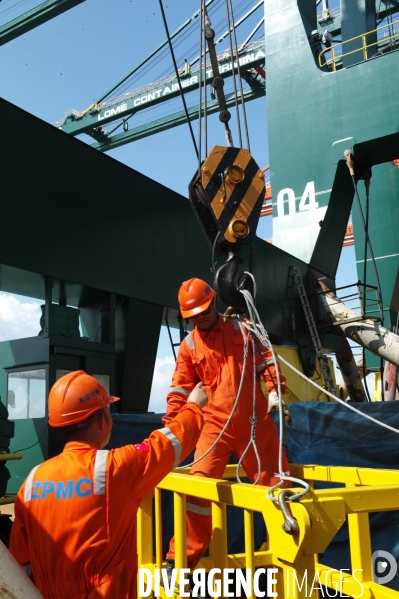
[[0, 453, 22, 462], [137, 463, 399, 598], [319, 20, 399, 70]]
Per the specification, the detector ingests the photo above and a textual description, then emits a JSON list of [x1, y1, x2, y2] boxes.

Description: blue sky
[[0, 0, 359, 410]]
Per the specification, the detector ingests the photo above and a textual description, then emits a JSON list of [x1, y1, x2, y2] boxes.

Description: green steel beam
[[90, 84, 265, 152], [0, 0, 86, 46], [58, 40, 266, 136]]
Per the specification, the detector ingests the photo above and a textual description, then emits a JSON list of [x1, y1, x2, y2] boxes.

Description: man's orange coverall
[[10, 403, 203, 599], [163, 316, 288, 570]]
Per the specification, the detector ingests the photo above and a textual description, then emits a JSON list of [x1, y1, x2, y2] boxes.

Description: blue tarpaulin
[[275, 401, 399, 590], [107, 401, 399, 589]]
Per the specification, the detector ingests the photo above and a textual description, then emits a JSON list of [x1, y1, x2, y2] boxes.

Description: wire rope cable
[[158, 0, 199, 159], [198, 0, 204, 170], [203, 1, 209, 158], [225, 0, 242, 147], [276, 351, 399, 435], [228, 0, 251, 150], [349, 172, 384, 324], [175, 323, 251, 470], [235, 333, 262, 483]]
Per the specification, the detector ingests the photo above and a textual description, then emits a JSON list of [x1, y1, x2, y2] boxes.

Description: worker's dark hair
[[61, 407, 106, 435]]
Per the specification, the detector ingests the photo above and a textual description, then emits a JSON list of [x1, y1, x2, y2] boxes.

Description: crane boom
[[55, 38, 265, 138], [0, 0, 86, 46], [90, 85, 265, 151]]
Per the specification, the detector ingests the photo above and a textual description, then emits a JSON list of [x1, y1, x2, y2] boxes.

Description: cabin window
[[7, 369, 46, 419], [55, 371, 110, 393], [92, 374, 110, 393]]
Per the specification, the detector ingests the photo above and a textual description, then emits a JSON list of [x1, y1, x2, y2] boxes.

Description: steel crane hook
[[214, 245, 252, 313]]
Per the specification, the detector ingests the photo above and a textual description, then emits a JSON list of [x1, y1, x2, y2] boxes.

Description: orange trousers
[[166, 417, 289, 570]]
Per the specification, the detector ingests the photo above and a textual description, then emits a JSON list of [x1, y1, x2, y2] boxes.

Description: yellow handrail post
[[155, 488, 163, 571], [136, 466, 399, 599], [211, 502, 228, 599], [348, 512, 372, 583], [173, 491, 187, 568], [362, 34, 368, 61], [0, 453, 22, 461], [137, 492, 154, 599], [137, 493, 154, 566], [244, 509, 254, 599], [331, 46, 336, 72], [347, 481, 372, 585]]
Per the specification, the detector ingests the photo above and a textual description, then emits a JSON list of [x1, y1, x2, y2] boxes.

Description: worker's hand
[[267, 391, 279, 413], [187, 382, 208, 409], [223, 306, 247, 321], [267, 391, 293, 426]]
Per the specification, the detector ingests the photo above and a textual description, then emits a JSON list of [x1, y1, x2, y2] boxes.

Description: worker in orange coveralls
[[164, 278, 289, 573], [10, 370, 207, 599]]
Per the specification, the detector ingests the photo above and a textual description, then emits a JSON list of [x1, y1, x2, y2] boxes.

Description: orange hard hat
[[178, 278, 215, 318], [48, 370, 120, 428]]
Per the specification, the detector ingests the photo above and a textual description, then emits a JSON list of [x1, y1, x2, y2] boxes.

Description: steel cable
[[158, 0, 199, 159], [228, 0, 251, 150], [225, 0, 242, 146], [198, 0, 204, 170]]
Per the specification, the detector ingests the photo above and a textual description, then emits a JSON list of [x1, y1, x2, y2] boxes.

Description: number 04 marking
[[277, 181, 319, 220]]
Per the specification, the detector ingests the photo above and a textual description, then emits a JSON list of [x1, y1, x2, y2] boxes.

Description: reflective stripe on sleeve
[[169, 386, 190, 396], [24, 465, 40, 503], [187, 502, 212, 516], [94, 450, 108, 495], [232, 319, 240, 329], [157, 427, 182, 468], [185, 332, 195, 350]]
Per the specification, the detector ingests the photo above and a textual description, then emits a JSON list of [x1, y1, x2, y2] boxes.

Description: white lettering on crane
[[97, 102, 128, 121], [96, 48, 265, 122]]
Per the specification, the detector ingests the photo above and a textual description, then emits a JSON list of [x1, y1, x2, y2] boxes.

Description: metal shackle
[[278, 489, 299, 535]]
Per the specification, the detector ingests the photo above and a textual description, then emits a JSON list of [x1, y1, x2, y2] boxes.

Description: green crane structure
[[2, 0, 399, 491], [0, 0, 86, 46]]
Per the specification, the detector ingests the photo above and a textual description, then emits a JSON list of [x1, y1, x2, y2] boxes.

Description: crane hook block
[[199, 145, 265, 245]]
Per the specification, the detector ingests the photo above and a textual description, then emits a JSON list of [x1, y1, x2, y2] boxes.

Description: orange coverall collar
[[195, 315, 223, 336], [63, 441, 100, 452]]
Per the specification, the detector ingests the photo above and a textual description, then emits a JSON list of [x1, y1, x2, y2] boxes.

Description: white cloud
[[0, 294, 42, 341], [148, 356, 175, 414]]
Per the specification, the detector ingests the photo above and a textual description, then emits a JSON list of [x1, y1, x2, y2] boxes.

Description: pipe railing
[[319, 19, 399, 70], [137, 463, 399, 598]]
